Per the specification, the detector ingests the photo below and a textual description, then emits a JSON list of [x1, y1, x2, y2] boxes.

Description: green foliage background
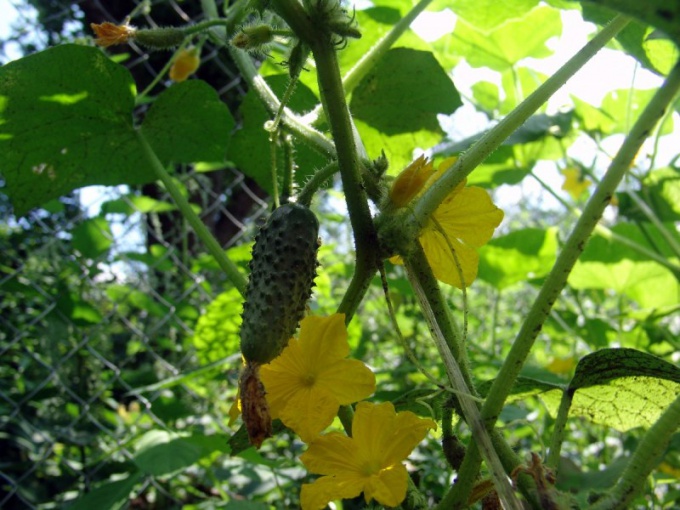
[[0, 0, 679, 508]]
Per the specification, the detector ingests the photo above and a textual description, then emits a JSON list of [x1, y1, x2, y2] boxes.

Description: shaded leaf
[[0, 45, 144, 216], [133, 430, 230, 477], [351, 48, 462, 136], [66, 471, 143, 510], [229, 75, 324, 195], [140, 80, 234, 163], [71, 217, 112, 259]]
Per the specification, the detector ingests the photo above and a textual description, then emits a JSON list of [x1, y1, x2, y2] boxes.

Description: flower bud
[[169, 47, 200, 82]]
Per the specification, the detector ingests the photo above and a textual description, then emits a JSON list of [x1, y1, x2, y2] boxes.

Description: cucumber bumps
[[239, 203, 320, 447]]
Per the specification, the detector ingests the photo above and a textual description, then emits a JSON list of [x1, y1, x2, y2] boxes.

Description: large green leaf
[[350, 48, 461, 171], [133, 430, 230, 477], [618, 168, 680, 222], [351, 48, 461, 136], [229, 74, 325, 195], [564, 348, 680, 431], [449, 6, 562, 71], [478, 228, 559, 288], [0, 44, 234, 216], [71, 216, 112, 259], [66, 472, 143, 510]]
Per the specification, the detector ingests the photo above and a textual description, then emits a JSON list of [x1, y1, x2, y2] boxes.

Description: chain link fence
[[1, 1, 270, 507]]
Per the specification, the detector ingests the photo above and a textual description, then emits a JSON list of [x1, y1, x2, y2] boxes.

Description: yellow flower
[[561, 167, 591, 199], [259, 314, 375, 442], [389, 155, 436, 207], [91, 22, 136, 47], [299, 401, 436, 510], [390, 157, 504, 288], [169, 48, 201, 82]]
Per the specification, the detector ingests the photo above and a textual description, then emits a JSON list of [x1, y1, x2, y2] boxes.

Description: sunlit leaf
[[478, 228, 559, 288], [431, 0, 540, 30], [71, 217, 112, 259], [193, 288, 243, 364], [449, 6, 562, 71], [564, 348, 680, 431]]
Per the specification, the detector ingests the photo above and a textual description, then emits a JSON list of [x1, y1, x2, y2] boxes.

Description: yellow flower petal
[[259, 314, 375, 442], [420, 230, 479, 288], [433, 186, 504, 248], [389, 155, 435, 207], [363, 464, 409, 506], [316, 359, 376, 405], [300, 432, 359, 475], [300, 401, 435, 509], [169, 48, 200, 82], [228, 392, 241, 426], [278, 387, 339, 442], [298, 314, 349, 366], [561, 167, 591, 199], [301, 476, 365, 510]]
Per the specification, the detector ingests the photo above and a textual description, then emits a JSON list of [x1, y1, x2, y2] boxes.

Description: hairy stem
[[136, 129, 247, 295], [404, 245, 521, 510], [452, 57, 680, 505]]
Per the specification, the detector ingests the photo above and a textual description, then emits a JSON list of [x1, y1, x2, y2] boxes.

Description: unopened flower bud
[[169, 47, 200, 82]]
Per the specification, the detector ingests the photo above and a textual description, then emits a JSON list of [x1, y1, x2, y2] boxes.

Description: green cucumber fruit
[[240, 203, 320, 364]]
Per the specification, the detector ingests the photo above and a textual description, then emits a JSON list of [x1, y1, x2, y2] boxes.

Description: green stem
[[407, 14, 630, 232], [546, 389, 573, 470], [530, 171, 680, 276], [297, 160, 338, 207], [590, 393, 680, 510], [136, 129, 247, 296], [452, 57, 680, 505], [273, 0, 379, 321], [306, 0, 435, 124], [228, 46, 336, 159], [624, 187, 680, 259], [183, 18, 231, 36], [405, 245, 521, 510]]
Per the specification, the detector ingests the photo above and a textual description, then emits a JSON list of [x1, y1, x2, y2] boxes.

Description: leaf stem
[[546, 389, 573, 470], [136, 129, 247, 296], [404, 244, 521, 510], [407, 14, 630, 232], [590, 392, 680, 510]]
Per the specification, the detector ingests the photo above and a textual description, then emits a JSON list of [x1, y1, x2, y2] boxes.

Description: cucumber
[[240, 203, 320, 364]]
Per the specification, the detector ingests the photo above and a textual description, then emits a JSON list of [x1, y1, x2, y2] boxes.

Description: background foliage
[[0, 0, 679, 509]]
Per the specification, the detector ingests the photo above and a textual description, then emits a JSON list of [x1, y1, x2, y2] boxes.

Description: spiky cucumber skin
[[240, 203, 320, 364]]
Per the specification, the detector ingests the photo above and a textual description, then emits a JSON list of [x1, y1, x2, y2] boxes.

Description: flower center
[[360, 460, 382, 477], [302, 373, 316, 387]]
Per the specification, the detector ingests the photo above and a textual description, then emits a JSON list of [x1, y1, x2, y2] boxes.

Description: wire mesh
[[0, 1, 269, 507]]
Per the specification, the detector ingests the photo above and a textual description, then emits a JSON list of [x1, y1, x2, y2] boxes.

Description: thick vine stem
[[449, 58, 680, 505], [404, 245, 522, 510], [405, 14, 630, 233], [305, 0, 435, 124], [272, 0, 379, 322], [590, 393, 680, 510], [136, 129, 247, 296]]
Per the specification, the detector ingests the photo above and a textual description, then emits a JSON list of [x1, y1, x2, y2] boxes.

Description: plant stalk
[[136, 129, 247, 295], [450, 57, 680, 505]]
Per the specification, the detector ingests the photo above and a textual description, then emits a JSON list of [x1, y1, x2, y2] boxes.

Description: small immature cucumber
[[240, 203, 320, 364]]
